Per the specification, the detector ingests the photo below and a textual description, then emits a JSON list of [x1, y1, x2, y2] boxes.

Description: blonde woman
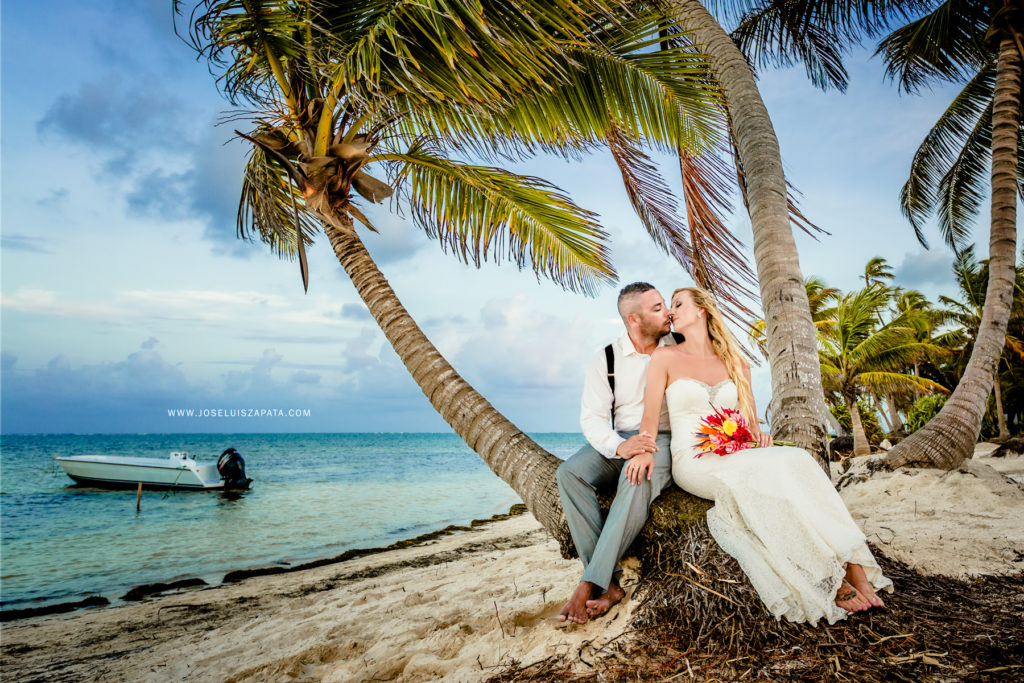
[[626, 287, 892, 625]]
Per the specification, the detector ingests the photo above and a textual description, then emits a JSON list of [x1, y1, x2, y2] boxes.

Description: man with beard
[[556, 282, 679, 623]]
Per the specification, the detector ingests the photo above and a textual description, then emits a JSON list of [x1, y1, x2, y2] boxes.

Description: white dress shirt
[[580, 332, 677, 458]]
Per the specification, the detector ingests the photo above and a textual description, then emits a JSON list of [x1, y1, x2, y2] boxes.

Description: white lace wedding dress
[[667, 378, 892, 625]]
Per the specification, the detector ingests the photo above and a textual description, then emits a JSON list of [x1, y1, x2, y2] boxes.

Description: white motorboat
[[55, 450, 252, 491]]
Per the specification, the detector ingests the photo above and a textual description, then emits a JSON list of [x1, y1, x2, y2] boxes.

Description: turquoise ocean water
[[0, 433, 581, 612]]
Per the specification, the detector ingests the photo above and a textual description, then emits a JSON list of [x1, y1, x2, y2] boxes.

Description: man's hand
[[625, 452, 655, 485], [616, 432, 658, 459]]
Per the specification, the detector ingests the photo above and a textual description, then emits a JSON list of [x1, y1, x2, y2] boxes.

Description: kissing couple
[[556, 282, 892, 626]]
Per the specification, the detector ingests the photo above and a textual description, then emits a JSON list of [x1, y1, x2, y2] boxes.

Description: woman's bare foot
[[558, 581, 598, 624], [846, 563, 885, 608], [585, 580, 625, 619], [835, 579, 871, 612]]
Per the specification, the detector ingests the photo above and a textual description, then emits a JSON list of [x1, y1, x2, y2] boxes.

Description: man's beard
[[642, 319, 670, 338]]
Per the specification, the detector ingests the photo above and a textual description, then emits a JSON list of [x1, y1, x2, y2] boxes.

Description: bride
[[625, 287, 892, 625]]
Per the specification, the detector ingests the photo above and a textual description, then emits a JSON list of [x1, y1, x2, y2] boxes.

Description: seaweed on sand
[[491, 487, 1024, 682]]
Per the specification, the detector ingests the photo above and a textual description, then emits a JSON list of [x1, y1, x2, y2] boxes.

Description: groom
[[556, 282, 678, 623]]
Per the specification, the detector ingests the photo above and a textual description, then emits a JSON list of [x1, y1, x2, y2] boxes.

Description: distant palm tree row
[[754, 255, 1024, 457]]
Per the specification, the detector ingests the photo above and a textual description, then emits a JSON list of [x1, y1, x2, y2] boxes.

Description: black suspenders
[[604, 333, 683, 430], [604, 344, 616, 427]]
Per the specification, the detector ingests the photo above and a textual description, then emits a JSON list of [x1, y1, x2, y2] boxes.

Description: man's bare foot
[[585, 580, 626, 619], [847, 563, 885, 609], [558, 581, 598, 624], [835, 579, 871, 612]]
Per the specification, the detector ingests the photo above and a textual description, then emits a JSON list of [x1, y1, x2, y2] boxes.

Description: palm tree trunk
[[885, 37, 1021, 469], [887, 394, 904, 434], [874, 392, 894, 432], [993, 368, 1009, 441], [848, 396, 871, 456], [670, 0, 830, 473], [913, 360, 922, 401], [323, 219, 571, 551], [826, 407, 846, 436]]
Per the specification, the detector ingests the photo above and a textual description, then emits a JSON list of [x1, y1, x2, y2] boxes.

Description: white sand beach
[[2, 446, 1022, 682]]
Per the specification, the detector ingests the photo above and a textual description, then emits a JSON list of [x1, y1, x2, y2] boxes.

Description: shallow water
[[0, 433, 582, 610]]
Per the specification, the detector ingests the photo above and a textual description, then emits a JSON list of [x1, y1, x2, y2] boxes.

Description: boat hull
[[55, 455, 237, 490]]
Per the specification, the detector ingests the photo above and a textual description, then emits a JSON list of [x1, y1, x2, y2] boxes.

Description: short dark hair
[[617, 282, 656, 319]]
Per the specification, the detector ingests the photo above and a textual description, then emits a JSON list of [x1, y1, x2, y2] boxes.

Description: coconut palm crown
[[185, 0, 741, 298], [818, 284, 948, 455], [179, 0, 742, 544]]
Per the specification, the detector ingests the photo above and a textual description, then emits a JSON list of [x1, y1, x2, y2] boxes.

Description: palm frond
[[877, 0, 994, 93], [678, 147, 761, 327], [702, 0, 927, 36], [857, 370, 950, 395], [553, 36, 725, 151], [899, 63, 996, 247], [238, 145, 319, 258], [606, 127, 693, 270], [848, 324, 915, 370], [188, 0, 312, 108], [731, 1, 850, 91], [318, 0, 617, 111], [952, 244, 988, 307], [829, 285, 891, 357], [390, 23, 726, 162], [748, 319, 769, 358], [603, 127, 756, 329], [936, 99, 993, 251], [382, 142, 616, 295]]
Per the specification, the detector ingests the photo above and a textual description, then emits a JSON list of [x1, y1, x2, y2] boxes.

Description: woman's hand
[[751, 430, 772, 449], [625, 452, 655, 485]]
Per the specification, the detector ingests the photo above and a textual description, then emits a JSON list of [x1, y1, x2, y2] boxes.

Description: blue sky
[[1, 1, 1012, 434]]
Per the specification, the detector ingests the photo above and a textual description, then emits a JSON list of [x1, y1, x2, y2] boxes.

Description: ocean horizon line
[[1, 430, 584, 437]]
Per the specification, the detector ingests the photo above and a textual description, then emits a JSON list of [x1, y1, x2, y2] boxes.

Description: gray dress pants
[[556, 431, 672, 591]]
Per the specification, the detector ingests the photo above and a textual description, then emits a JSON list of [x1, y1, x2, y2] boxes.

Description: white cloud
[[1, 288, 123, 319], [120, 289, 291, 308]]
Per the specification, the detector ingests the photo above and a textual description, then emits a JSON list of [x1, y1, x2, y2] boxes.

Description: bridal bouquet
[[694, 406, 756, 457]]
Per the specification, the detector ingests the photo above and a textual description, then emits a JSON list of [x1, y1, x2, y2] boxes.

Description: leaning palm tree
[[818, 285, 948, 455], [181, 0, 728, 544], [878, 0, 1023, 468], [661, 0, 836, 460], [655, 0, 929, 463]]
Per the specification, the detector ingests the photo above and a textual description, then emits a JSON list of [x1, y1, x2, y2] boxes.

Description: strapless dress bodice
[[666, 378, 739, 460]]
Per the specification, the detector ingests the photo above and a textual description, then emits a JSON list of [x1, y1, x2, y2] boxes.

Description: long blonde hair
[[673, 287, 757, 428]]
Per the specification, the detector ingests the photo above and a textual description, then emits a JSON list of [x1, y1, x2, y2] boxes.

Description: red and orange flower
[[694, 406, 756, 457]]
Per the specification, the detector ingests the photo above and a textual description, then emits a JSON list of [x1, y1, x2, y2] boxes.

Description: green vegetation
[[830, 400, 884, 445], [905, 394, 949, 434]]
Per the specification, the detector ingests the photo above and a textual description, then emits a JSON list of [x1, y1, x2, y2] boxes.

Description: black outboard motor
[[217, 448, 252, 490]]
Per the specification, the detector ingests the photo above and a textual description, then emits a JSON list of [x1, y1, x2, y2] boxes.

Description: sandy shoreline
[[2, 448, 1022, 682]]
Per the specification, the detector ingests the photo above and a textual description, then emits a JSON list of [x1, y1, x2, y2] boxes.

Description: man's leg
[[556, 443, 622, 570], [583, 433, 672, 616], [555, 443, 621, 623]]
